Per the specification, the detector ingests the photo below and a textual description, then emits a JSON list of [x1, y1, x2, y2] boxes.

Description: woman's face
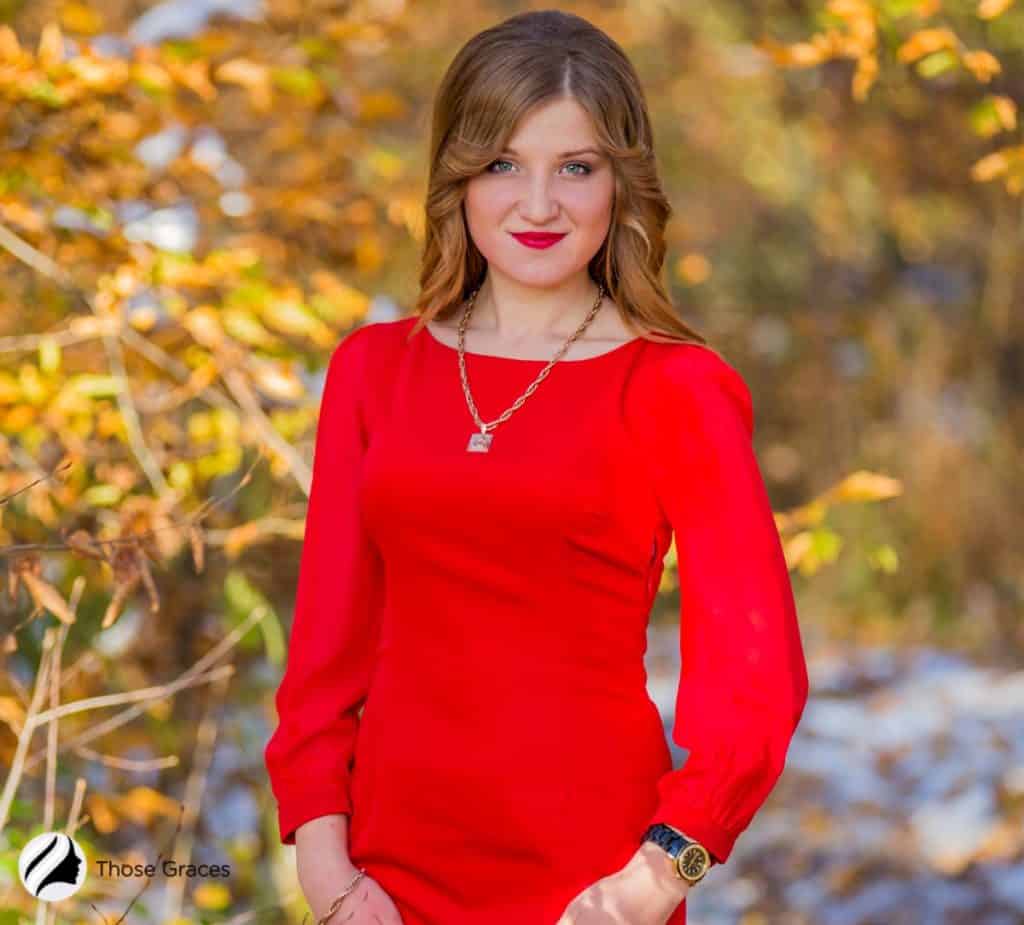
[[463, 96, 615, 290]]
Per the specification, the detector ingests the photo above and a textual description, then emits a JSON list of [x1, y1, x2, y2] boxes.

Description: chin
[[500, 270, 581, 290]]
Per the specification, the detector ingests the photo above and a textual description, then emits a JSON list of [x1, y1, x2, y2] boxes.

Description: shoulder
[[627, 338, 754, 439], [332, 316, 414, 360], [328, 316, 416, 375], [324, 317, 416, 425]]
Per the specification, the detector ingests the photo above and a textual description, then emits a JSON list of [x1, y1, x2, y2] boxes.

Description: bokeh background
[[1, 1, 1022, 923]]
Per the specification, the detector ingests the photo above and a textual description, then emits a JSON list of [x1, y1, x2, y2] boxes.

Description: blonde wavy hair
[[408, 9, 707, 348]]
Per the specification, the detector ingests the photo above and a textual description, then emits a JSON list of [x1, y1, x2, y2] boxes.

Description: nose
[[517, 175, 560, 225]]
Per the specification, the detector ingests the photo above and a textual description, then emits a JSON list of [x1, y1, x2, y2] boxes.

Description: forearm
[[295, 814, 361, 920]]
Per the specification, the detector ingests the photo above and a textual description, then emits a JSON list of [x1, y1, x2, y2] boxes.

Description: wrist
[[630, 842, 692, 903]]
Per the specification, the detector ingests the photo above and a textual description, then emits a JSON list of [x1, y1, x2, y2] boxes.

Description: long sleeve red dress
[[264, 313, 809, 925]]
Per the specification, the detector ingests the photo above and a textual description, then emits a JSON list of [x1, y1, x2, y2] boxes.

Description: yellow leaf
[[38, 22, 65, 69], [222, 309, 280, 348], [166, 58, 216, 102], [261, 300, 333, 342], [355, 232, 383, 273], [897, 27, 960, 63], [0, 25, 24, 63], [215, 57, 272, 111], [132, 60, 173, 92], [38, 336, 61, 375], [367, 149, 405, 181], [183, 306, 226, 348], [21, 572, 76, 624], [67, 53, 131, 91], [783, 531, 813, 571], [224, 521, 262, 559], [86, 794, 120, 834], [309, 273, 371, 326], [869, 544, 900, 573], [358, 89, 407, 121], [250, 360, 304, 401], [116, 786, 182, 825], [193, 882, 231, 910], [60, 3, 104, 35], [0, 371, 20, 403]]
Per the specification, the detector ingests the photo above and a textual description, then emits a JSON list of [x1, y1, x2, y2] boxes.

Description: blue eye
[[485, 160, 593, 176]]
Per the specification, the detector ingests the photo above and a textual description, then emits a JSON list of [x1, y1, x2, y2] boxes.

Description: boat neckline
[[422, 319, 643, 365]]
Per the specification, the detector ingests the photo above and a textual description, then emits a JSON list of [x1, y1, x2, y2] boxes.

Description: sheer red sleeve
[[264, 327, 385, 845]]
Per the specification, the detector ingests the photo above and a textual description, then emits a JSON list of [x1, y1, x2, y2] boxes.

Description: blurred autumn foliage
[[0, 0, 1022, 921]]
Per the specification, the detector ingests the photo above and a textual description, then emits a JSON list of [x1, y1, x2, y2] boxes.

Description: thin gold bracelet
[[315, 867, 367, 925]]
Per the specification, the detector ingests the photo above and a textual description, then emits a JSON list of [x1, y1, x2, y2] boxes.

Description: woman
[[264, 10, 809, 925]]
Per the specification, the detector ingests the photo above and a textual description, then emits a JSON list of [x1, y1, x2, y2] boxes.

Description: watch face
[[677, 843, 710, 881]]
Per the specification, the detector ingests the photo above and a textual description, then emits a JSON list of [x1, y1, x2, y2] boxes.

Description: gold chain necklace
[[457, 283, 607, 452]]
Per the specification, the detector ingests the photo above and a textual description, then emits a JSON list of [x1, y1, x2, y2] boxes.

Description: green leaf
[[82, 483, 124, 506], [69, 374, 121, 398], [223, 570, 283, 661], [869, 544, 900, 573], [25, 79, 65, 107], [878, 0, 920, 20], [916, 50, 960, 78], [271, 66, 320, 98], [38, 336, 61, 375]]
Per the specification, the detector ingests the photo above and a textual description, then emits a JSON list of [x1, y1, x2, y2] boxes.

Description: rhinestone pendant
[[467, 429, 493, 453]]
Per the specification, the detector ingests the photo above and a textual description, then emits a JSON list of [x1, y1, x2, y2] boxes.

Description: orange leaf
[[971, 149, 1011, 181], [0, 696, 26, 734], [992, 95, 1018, 130], [853, 54, 879, 101], [962, 50, 1001, 82], [897, 27, 960, 63], [977, 0, 1015, 19]]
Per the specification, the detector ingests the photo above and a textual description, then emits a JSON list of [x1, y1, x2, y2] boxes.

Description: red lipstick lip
[[511, 232, 567, 248]]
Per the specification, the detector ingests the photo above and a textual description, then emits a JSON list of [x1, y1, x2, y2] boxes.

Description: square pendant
[[467, 432, 493, 452]]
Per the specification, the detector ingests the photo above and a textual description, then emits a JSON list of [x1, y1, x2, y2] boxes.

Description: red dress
[[264, 315, 809, 924]]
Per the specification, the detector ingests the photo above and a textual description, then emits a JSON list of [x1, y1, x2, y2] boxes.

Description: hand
[[554, 845, 690, 925], [294, 815, 404, 924], [318, 872, 404, 924]]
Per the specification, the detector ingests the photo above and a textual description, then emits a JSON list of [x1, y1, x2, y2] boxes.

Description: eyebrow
[[500, 146, 603, 158]]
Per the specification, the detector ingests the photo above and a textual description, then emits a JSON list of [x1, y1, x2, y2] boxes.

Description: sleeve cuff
[[646, 802, 739, 866], [274, 778, 353, 846]]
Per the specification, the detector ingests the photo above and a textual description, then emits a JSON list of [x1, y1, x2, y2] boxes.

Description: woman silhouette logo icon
[[18, 831, 87, 902]]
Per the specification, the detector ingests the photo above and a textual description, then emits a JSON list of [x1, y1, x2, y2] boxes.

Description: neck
[[468, 274, 602, 340]]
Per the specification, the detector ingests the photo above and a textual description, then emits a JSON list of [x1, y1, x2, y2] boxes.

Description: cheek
[[564, 176, 613, 227], [465, 179, 514, 221], [464, 182, 515, 246], [568, 193, 613, 247]]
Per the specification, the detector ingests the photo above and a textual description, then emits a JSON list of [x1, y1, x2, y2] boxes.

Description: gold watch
[[641, 822, 713, 884]]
